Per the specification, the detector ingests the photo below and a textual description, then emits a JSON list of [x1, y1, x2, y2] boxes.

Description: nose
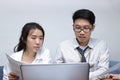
[[36, 38, 40, 44], [79, 30, 85, 34]]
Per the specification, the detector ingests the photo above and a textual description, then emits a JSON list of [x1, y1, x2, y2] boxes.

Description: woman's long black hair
[[14, 22, 45, 52]]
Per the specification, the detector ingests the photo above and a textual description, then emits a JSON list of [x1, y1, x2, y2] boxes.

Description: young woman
[[3, 22, 51, 80]]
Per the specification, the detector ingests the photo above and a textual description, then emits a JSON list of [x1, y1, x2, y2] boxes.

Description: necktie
[[76, 46, 89, 62]]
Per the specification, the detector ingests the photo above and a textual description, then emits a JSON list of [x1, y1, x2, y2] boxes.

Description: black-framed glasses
[[73, 25, 93, 33]]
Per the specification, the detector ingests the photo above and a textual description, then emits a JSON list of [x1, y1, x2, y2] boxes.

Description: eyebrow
[[75, 24, 91, 26], [31, 35, 43, 38]]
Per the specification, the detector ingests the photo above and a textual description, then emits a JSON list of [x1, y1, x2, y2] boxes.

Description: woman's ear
[[22, 37, 26, 43]]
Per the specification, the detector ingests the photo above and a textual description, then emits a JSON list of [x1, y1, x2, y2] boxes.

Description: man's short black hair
[[72, 9, 95, 25]]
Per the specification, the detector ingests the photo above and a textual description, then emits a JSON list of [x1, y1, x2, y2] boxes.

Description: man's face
[[73, 19, 95, 46]]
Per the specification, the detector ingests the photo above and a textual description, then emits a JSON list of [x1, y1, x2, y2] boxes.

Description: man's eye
[[84, 26, 92, 29], [84, 28, 90, 30], [75, 27, 81, 29]]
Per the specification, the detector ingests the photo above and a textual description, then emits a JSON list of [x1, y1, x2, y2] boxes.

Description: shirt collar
[[20, 48, 44, 60], [73, 38, 95, 49], [35, 47, 44, 59]]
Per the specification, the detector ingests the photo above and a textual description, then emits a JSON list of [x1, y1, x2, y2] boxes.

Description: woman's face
[[25, 28, 44, 53]]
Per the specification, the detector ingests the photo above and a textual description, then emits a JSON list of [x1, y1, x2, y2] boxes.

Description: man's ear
[[72, 24, 74, 30], [72, 24, 74, 27], [91, 25, 95, 31]]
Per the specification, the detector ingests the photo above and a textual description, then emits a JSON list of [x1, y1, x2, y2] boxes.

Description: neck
[[79, 42, 88, 46], [22, 51, 36, 64], [23, 50, 36, 58], [76, 38, 89, 46]]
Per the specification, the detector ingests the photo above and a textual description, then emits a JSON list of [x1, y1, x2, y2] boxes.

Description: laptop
[[21, 63, 89, 80]]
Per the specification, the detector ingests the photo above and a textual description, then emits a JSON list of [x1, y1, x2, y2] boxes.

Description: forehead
[[74, 19, 91, 26], [28, 29, 43, 36]]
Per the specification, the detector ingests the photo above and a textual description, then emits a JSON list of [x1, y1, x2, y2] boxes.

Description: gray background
[[0, 0, 120, 65]]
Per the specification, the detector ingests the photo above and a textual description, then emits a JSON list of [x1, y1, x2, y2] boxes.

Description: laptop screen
[[21, 63, 89, 80]]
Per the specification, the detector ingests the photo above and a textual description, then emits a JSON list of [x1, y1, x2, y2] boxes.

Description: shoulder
[[37, 47, 50, 57], [96, 39, 108, 47], [10, 50, 23, 60], [59, 39, 76, 47], [90, 38, 107, 46], [40, 47, 50, 54], [60, 40, 70, 45], [90, 38, 109, 50]]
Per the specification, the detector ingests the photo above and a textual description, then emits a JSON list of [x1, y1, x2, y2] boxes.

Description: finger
[[10, 73, 19, 77], [8, 72, 19, 80], [9, 77, 17, 80], [8, 76, 19, 80], [8, 75, 19, 80]]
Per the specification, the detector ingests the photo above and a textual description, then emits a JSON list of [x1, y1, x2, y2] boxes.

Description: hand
[[8, 72, 19, 80], [99, 74, 120, 80], [109, 74, 120, 80], [98, 74, 112, 80], [99, 78, 112, 80]]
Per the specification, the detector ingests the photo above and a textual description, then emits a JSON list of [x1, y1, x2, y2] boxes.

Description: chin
[[33, 50, 38, 53], [78, 39, 86, 43], [78, 40, 88, 44]]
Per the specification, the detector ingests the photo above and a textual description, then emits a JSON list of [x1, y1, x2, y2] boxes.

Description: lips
[[79, 36, 86, 38], [34, 46, 40, 49], [78, 36, 86, 40]]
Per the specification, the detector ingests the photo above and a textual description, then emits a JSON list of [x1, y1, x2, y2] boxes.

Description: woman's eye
[[31, 37, 36, 39], [39, 37, 44, 40]]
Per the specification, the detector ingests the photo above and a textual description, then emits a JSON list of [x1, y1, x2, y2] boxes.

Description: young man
[[55, 9, 110, 80]]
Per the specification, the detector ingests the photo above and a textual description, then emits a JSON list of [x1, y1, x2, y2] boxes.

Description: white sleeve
[[89, 41, 110, 80], [41, 48, 52, 64], [55, 45, 64, 63], [44, 51, 52, 64], [3, 64, 10, 80]]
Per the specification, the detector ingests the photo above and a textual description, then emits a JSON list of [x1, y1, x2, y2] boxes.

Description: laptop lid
[[21, 63, 89, 80]]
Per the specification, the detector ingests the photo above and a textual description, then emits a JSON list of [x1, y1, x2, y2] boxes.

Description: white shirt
[[3, 47, 52, 80], [55, 38, 110, 80]]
